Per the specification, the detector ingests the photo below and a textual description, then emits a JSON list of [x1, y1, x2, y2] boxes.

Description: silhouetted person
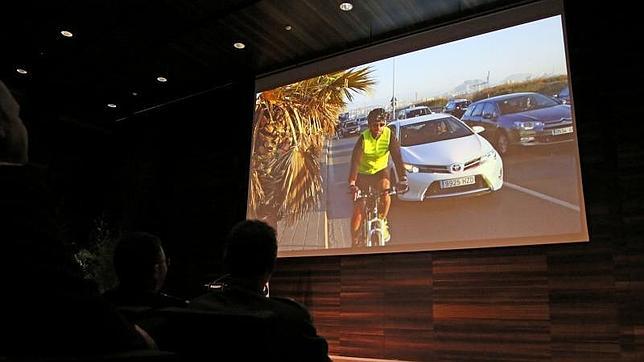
[[190, 219, 330, 362], [104, 232, 189, 312], [1, 80, 154, 358]]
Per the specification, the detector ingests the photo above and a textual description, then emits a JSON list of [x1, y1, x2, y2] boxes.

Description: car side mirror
[[472, 126, 485, 134]]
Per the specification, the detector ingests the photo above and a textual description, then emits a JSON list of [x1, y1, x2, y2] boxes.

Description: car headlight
[[513, 121, 544, 130], [481, 149, 497, 163], [404, 163, 420, 173]]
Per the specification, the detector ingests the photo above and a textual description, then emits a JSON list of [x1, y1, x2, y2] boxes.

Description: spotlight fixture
[[156, 76, 168, 83], [285, 25, 292, 31], [339, 2, 353, 11], [16, 68, 28, 75], [106, 103, 117, 108], [233, 42, 246, 49], [60, 30, 74, 38]]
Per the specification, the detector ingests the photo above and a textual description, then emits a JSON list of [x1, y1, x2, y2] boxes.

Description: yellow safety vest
[[359, 127, 391, 175]]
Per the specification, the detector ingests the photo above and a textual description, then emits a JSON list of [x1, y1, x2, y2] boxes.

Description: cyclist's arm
[[348, 136, 364, 186], [389, 134, 407, 181]]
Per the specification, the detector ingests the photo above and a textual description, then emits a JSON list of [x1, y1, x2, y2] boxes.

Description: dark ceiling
[[1, 0, 534, 128]]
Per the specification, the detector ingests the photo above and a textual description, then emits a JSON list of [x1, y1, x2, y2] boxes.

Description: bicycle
[[353, 186, 404, 247]]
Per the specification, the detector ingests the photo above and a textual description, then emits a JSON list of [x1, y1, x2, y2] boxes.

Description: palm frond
[[250, 66, 375, 225]]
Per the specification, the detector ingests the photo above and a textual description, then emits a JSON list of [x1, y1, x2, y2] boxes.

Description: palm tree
[[249, 67, 375, 226]]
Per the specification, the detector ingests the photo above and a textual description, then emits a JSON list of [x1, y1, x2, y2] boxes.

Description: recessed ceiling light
[[233, 42, 246, 49], [339, 2, 353, 11], [107, 103, 117, 108], [16, 68, 28, 75], [285, 25, 292, 31], [60, 30, 74, 38], [131, 91, 139, 96], [156, 76, 168, 83]]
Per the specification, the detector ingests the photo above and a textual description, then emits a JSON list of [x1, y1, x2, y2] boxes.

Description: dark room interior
[[1, 0, 642, 360]]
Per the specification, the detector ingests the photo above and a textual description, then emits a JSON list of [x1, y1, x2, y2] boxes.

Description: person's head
[[436, 121, 447, 134], [0, 80, 28, 164], [113, 232, 168, 292], [367, 107, 387, 138], [223, 219, 277, 285]]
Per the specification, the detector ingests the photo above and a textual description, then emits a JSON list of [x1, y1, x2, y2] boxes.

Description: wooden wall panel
[[432, 250, 550, 361], [271, 235, 643, 361], [383, 253, 433, 361], [616, 140, 644, 361], [338, 255, 386, 358], [271, 256, 341, 351], [547, 243, 621, 361]]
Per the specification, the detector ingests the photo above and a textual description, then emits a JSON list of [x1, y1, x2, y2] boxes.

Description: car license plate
[[440, 175, 475, 189], [552, 126, 573, 136]]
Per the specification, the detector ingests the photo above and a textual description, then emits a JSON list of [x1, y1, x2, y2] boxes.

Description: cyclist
[[348, 107, 408, 246]]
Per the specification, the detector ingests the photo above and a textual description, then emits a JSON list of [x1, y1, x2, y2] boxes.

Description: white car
[[388, 113, 503, 201], [397, 105, 432, 119]]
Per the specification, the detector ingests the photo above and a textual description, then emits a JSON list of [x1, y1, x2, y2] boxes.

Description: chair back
[[144, 307, 277, 361]]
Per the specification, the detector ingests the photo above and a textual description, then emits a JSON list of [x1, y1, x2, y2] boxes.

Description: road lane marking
[[504, 181, 580, 212]]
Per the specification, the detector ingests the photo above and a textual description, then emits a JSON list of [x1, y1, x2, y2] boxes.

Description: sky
[[344, 15, 569, 112]]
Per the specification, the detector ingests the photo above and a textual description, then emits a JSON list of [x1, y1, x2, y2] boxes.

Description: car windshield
[[496, 93, 559, 115], [400, 117, 472, 146], [445, 101, 467, 111], [406, 107, 431, 118]]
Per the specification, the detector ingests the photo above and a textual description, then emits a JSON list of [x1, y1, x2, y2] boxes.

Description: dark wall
[[13, 0, 640, 359], [19, 79, 254, 297], [110, 80, 255, 297], [269, 1, 644, 361]]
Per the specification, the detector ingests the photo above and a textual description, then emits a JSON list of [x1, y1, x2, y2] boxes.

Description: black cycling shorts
[[355, 168, 390, 195]]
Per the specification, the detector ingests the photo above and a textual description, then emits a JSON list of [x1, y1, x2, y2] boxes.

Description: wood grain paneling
[[383, 253, 433, 361], [432, 250, 550, 361], [271, 236, 644, 361], [547, 244, 621, 361], [271, 256, 341, 351], [338, 255, 386, 358]]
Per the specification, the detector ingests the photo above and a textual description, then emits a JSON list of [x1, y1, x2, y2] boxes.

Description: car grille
[[543, 118, 572, 129], [424, 175, 488, 198], [417, 157, 481, 174]]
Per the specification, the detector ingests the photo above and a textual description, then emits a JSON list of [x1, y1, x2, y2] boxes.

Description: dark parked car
[[340, 118, 360, 138], [356, 115, 368, 131], [460, 92, 574, 155], [553, 85, 571, 105], [442, 98, 471, 118]]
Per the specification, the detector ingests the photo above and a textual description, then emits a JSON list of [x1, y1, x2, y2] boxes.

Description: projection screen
[[250, 0, 588, 257]]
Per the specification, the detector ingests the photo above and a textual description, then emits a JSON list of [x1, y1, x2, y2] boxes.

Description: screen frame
[[251, 0, 589, 258]]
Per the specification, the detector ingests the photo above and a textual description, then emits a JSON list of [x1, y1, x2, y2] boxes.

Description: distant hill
[[449, 79, 487, 96], [500, 73, 532, 83]]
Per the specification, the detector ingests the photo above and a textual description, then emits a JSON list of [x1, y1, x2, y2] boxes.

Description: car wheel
[[496, 132, 510, 155]]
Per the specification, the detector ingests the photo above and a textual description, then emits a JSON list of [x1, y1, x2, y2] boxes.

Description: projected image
[[249, 15, 588, 256]]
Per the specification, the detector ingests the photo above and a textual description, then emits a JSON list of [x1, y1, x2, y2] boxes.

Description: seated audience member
[[1, 79, 156, 358], [103, 232, 189, 313], [189, 219, 331, 362]]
